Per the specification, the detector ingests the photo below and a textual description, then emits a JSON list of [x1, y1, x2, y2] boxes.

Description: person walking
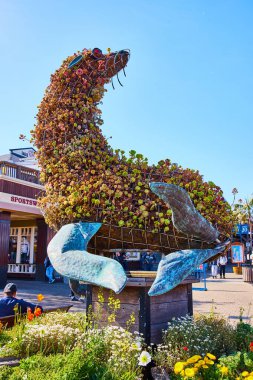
[[44, 256, 55, 284], [211, 260, 218, 279], [217, 254, 228, 279]]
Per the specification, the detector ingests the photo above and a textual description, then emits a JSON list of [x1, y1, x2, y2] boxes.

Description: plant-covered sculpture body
[[33, 48, 232, 255]]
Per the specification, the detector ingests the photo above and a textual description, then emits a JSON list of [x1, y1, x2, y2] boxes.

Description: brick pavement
[[193, 269, 253, 324]]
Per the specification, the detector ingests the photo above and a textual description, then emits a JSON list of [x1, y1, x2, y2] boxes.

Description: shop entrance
[[8, 226, 38, 275]]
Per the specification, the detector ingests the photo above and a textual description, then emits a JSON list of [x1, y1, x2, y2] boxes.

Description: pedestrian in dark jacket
[[0, 283, 43, 317], [141, 252, 156, 271], [44, 256, 55, 283]]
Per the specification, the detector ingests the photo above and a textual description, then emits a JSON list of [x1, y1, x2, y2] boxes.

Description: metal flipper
[[148, 242, 229, 296], [47, 222, 127, 293], [149, 183, 219, 243]]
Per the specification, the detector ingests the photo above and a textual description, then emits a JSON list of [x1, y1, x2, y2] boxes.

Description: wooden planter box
[[86, 273, 198, 344]]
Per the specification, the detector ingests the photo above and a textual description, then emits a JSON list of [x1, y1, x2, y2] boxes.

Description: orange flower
[[249, 342, 253, 352], [37, 294, 44, 302], [27, 308, 34, 321], [34, 307, 42, 317]]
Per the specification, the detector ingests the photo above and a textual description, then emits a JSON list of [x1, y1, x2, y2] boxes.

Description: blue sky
[[0, 0, 252, 204]]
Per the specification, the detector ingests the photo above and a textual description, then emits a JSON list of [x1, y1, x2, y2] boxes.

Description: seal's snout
[[119, 49, 130, 57], [106, 49, 130, 78]]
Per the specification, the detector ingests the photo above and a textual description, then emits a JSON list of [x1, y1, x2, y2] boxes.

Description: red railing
[[0, 161, 41, 184]]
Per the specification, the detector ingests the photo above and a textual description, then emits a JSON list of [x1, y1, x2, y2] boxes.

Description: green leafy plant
[[153, 314, 236, 373], [0, 311, 144, 379], [0, 348, 140, 380], [236, 322, 253, 352], [30, 47, 233, 238]]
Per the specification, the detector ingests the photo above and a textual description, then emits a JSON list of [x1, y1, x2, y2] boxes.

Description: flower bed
[[0, 300, 253, 379]]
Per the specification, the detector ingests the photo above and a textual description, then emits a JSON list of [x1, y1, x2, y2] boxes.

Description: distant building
[[0, 148, 53, 287]]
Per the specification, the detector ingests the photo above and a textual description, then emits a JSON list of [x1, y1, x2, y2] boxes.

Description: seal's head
[[68, 47, 130, 82]]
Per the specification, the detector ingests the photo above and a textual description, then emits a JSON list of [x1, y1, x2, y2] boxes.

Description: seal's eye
[[92, 48, 103, 58], [68, 55, 83, 69]]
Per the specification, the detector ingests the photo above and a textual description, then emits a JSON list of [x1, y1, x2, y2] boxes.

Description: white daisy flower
[[138, 351, 151, 366]]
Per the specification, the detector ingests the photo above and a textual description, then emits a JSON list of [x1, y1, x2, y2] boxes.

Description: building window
[[9, 227, 38, 265]]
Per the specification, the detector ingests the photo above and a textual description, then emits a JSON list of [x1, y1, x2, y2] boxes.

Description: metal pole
[[249, 220, 253, 263]]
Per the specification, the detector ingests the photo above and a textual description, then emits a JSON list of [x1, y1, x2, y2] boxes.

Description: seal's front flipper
[[149, 182, 219, 243], [148, 243, 227, 296], [48, 222, 127, 294]]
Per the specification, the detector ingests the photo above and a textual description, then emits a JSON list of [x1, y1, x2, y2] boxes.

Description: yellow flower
[[108, 314, 116, 323], [180, 370, 185, 376], [37, 294, 44, 302], [205, 359, 214, 365], [202, 365, 209, 369], [242, 371, 249, 377], [185, 367, 196, 378], [174, 362, 185, 374], [187, 355, 202, 364], [198, 360, 206, 366], [247, 376, 253, 380], [13, 304, 19, 312], [220, 366, 229, 375], [97, 289, 104, 303], [206, 353, 216, 360]]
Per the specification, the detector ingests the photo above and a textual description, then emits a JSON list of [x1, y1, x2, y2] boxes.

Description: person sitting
[[0, 283, 43, 318]]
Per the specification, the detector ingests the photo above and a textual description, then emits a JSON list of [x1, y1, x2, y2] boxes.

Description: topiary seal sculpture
[[32, 48, 233, 294]]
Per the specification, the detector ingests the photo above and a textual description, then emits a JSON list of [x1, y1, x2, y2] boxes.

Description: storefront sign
[[0, 193, 37, 207], [10, 195, 37, 206], [231, 243, 245, 263], [0, 192, 42, 215]]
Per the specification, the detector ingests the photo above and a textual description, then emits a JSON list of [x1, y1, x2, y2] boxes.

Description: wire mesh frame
[[88, 222, 209, 255]]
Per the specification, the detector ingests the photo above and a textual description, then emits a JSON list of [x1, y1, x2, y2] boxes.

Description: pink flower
[[76, 69, 83, 76], [98, 61, 105, 71]]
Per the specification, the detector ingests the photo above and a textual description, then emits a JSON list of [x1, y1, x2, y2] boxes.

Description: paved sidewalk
[[193, 271, 253, 324], [1, 271, 253, 323]]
